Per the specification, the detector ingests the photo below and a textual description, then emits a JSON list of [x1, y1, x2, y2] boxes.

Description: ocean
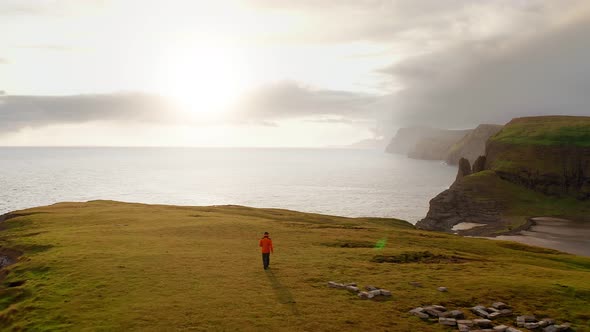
[[0, 147, 456, 223]]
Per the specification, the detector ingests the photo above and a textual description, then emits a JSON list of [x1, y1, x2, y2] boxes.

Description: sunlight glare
[[161, 45, 248, 119]]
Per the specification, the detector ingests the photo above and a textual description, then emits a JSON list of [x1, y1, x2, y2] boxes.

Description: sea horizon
[[0, 146, 456, 222]]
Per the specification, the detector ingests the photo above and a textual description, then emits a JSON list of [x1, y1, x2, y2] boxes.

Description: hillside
[[385, 127, 471, 157], [445, 124, 503, 165], [386, 126, 498, 164], [417, 116, 590, 236], [1, 201, 589, 331]]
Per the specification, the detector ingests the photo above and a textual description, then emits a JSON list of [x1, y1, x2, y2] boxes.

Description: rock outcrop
[[445, 124, 503, 165], [472, 155, 486, 173], [456, 158, 472, 182], [417, 116, 590, 235]]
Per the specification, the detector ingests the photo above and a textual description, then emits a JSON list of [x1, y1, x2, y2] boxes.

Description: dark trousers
[[262, 253, 270, 269]]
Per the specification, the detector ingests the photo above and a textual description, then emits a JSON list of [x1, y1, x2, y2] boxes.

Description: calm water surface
[[0, 147, 456, 223]]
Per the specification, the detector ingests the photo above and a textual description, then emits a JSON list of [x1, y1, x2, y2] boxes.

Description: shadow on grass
[[265, 269, 300, 316]]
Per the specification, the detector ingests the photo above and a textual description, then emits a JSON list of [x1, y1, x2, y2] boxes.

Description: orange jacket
[[259, 236, 273, 253]]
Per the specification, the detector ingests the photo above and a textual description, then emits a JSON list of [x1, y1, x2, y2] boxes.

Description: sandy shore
[[495, 217, 590, 257]]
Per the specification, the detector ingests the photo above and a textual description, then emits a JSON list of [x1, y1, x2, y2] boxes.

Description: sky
[[0, 0, 589, 147]]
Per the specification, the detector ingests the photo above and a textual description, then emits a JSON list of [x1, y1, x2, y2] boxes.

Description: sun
[[160, 45, 248, 118]]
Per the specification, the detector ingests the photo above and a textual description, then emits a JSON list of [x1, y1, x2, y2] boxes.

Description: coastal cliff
[[417, 116, 590, 235], [386, 125, 501, 164], [445, 124, 503, 165], [385, 127, 471, 159]]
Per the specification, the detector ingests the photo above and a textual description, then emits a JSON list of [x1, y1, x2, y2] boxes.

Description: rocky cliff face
[[417, 116, 590, 235], [445, 124, 503, 165], [386, 127, 471, 160]]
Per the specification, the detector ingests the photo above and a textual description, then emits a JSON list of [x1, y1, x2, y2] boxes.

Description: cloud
[[0, 0, 106, 16], [0, 83, 384, 135], [382, 11, 590, 128], [0, 93, 180, 133], [247, 0, 583, 44], [0, 58, 9, 64], [231, 81, 380, 122], [16, 45, 75, 51]]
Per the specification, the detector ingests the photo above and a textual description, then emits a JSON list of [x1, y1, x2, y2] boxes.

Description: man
[[259, 232, 274, 270]]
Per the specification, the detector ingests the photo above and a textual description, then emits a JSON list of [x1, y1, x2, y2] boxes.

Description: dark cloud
[[383, 13, 590, 128], [0, 93, 180, 133], [231, 81, 380, 122]]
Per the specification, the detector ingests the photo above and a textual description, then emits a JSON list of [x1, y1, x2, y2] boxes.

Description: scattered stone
[[489, 311, 503, 319], [365, 285, 378, 291], [516, 315, 536, 327], [543, 325, 571, 332], [346, 286, 360, 293], [328, 281, 338, 288], [524, 322, 540, 329], [344, 282, 357, 287], [449, 310, 465, 319], [358, 292, 369, 299], [366, 292, 375, 299], [492, 302, 509, 310], [439, 311, 454, 318], [487, 307, 500, 313], [379, 289, 392, 297], [439, 318, 457, 326], [473, 319, 493, 328], [457, 320, 474, 326], [409, 308, 429, 319], [409, 281, 423, 288], [368, 289, 381, 297], [432, 305, 447, 311], [438, 286, 448, 292], [506, 328, 523, 332], [494, 325, 509, 332], [472, 305, 491, 319], [499, 309, 513, 317], [424, 307, 445, 318], [539, 319, 555, 327], [458, 324, 470, 332]]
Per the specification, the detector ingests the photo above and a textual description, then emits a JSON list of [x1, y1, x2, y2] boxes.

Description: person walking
[[259, 232, 274, 270]]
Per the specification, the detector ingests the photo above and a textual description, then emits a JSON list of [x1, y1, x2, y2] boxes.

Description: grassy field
[[489, 116, 590, 147], [1, 200, 589, 331]]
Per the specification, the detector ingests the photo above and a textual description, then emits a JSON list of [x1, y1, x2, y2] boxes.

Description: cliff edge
[[445, 124, 503, 165], [417, 116, 590, 236]]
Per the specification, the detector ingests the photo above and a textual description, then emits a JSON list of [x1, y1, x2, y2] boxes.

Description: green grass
[[490, 116, 590, 147], [461, 171, 590, 230], [1, 200, 589, 331]]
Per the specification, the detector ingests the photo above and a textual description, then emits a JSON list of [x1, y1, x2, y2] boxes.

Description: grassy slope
[[461, 171, 590, 232], [490, 116, 590, 147], [0, 201, 589, 331]]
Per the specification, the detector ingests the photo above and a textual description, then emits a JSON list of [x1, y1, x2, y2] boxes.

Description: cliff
[[417, 116, 590, 236], [385, 127, 471, 159], [445, 124, 503, 165]]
